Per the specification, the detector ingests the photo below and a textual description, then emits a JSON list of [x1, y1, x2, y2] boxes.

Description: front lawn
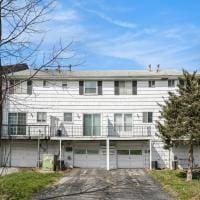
[[0, 171, 61, 200], [149, 169, 200, 200]]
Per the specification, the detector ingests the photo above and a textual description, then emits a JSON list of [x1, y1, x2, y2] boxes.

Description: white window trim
[[63, 112, 73, 123], [148, 80, 155, 88], [142, 112, 153, 123], [84, 81, 98, 95], [82, 113, 102, 136], [114, 113, 133, 132], [37, 112, 47, 123], [168, 79, 175, 87]]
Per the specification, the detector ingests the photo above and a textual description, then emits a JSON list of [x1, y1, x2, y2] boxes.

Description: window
[[8, 113, 26, 135], [84, 81, 97, 95], [64, 113, 73, 122], [114, 113, 132, 132], [74, 149, 86, 154], [9, 80, 26, 94], [168, 80, 175, 87], [79, 81, 102, 95], [143, 112, 153, 123], [115, 81, 132, 95], [179, 79, 185, 87], [115, 81, 137, 95], [117, 150, 129, 155], [87, 149, 99, 154], [148, 80, 155, 88], [83, 114, 101, 136], [37, 112, 47, 122], [62, 81, 68, 89], [130, 150, 142, 155], [43, 80, 50, 87]]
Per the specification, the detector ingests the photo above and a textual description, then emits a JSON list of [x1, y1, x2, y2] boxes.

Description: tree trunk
[[187, 141, 193, 181]]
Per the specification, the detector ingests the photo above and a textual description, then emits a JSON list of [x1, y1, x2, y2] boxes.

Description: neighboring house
[[0, 69, 200, 170]]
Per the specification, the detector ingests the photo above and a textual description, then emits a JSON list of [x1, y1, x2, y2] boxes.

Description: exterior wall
[[3, 79, 178, 134], [2, 77, 200, 169]]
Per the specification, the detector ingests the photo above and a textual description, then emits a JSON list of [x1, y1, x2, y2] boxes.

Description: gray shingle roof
[[7, 69, 198, 80]]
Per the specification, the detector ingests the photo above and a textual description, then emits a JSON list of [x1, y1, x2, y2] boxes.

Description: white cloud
[[84, 8, 137, 29]]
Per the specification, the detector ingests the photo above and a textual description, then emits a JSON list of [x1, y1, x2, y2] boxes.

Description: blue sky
[[42, 0, 200, 71]]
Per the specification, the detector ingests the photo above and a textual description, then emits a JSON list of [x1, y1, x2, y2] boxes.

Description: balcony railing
[[50, 125, 152, 137], [1, 124, 153, 138], [1, 124, 49, 138]]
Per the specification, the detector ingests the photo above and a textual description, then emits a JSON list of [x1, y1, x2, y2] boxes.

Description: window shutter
[[148, 112, 153, 123], [9, 80, 14, 94], [132, 81, 137, 95], [98, 81, 102, 95], [27, 80, 32, 95], [79, 81, 84, 95], [114, 81, 119, 95]]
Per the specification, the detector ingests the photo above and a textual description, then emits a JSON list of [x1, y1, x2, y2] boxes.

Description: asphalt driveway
[[33, 169, 172, 200]]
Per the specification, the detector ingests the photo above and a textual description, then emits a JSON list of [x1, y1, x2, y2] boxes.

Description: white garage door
[[117, 149, 146, 168], [11, 143, 37, 167], [74, 148, 101, 168]]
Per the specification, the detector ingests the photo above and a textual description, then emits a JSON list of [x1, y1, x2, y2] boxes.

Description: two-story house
[[1, 69, 200, 170]]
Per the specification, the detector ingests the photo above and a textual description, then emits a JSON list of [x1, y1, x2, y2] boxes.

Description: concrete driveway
[[33, 169, 172, 200]]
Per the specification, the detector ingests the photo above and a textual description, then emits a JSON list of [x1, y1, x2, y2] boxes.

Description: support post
[[37, 136, 40, 168], [106, 138, 110, 171], [59, 139, 62, 170], [149, 139, 152, 170]]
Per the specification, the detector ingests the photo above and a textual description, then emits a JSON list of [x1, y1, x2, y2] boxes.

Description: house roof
[[0, 63, 28, 75], [7, 68, 199, 80]]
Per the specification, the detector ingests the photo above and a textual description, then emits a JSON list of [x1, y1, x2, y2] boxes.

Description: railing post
[[28, 126, 30, 137]]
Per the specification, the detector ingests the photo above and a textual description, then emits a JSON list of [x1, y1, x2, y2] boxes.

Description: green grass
[[149, 169, 200, 200], [0, 171, 61, 200]]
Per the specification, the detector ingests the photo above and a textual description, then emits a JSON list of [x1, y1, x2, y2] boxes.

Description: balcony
[[1, 124, 49, 139], [50, 125, 152, 138], [1, 124, 153, 139]]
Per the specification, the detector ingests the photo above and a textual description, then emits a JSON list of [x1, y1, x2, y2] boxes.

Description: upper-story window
[[168, 80, 175, 87], [143, 112, 153, 123], [148, 80, 155, 88], [43, 80, 50, 87], [79, 81, 102, 95], [9, 80, 32, 94], [37, 112, 47, 122], [62, 81, 68, 89], [85, 81, 97, 94], [115, 81, 137, 95]]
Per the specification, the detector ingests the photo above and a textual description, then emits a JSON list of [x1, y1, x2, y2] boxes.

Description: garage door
[[117, 149, 145, 168], [74, 148, 101, 168], [11, 143, 37, 167]]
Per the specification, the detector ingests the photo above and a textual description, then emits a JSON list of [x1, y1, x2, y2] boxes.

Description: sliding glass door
[[83, 114, 101, 136]]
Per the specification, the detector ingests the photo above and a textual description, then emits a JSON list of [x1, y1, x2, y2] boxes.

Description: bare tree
[[0, 0, 78, 169]]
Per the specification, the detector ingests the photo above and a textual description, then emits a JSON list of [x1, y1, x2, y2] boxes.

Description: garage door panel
[[74, 148, 101, 168], [11, 143, 37, 167], [117, 148, 146, 169]]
